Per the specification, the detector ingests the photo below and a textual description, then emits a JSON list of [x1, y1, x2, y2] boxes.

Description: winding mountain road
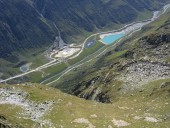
[[44, 4, 170, 85], [0, 4, 169, 84]]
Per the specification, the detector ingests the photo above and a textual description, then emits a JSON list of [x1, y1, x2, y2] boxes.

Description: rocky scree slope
[[0, 86, 54, 127]]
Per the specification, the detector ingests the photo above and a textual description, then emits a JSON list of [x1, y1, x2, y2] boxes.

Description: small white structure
[[54, 47, 81, 58]]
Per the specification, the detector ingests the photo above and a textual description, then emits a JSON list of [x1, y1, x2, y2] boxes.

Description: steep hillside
[[54, 8, 170, 103], [33, 0, 164, 43], [0, 0, 58, 62]]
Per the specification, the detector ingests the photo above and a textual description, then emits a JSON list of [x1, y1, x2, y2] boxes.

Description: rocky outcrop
[[160, 82, 170, 88], [72, 76, 101, 96], [140, 33, 170, 46], [0, 87, 54, 127], [138, 32, 170, 63], [71, 76, 111, 103], [0, 115, 11, 128], [0, 114, 24, 128], [118, 61, 170, 93]]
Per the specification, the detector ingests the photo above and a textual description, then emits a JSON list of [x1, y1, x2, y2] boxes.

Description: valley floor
[[1, 3, 170, 85]]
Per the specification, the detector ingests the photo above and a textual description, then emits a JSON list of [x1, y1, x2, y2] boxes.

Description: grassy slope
[[0, 79, 169, 127]]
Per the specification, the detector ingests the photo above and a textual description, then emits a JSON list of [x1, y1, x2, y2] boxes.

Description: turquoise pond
[[101, 33, 125, 44]]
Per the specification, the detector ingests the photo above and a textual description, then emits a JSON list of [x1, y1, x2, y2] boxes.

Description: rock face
[[71, 76, 111, 103], [140, 33, 170, 46]]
